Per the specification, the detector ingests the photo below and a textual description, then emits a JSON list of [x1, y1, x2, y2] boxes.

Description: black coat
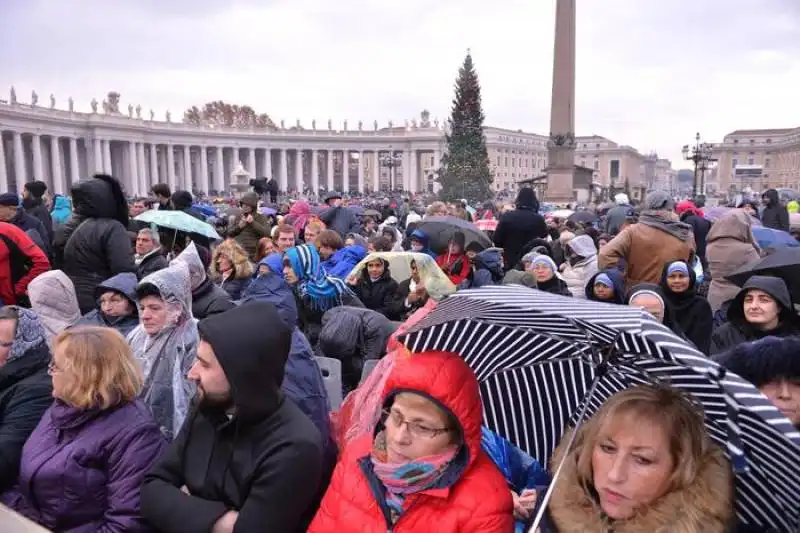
[[660, 261, 713, 354], [141, 303, 323, 533], [217, 276, 251, 301], [351, 266, 399, 319], [0, 345, 53, 492], [493, 208, 548, 270], [680, 213, 712, 269], [21, 197, 53, 245], [10, 209, 50, 258], [760, 189, 790, 231], [55, 179, 136, 313], [191, 278, 235, 319], [390, 278, 429, 320], [136, 249, 169, 280]]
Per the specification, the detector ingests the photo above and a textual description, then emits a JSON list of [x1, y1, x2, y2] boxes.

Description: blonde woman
[[1, 326, 167, 532], [533, 384, 734, 532], [210, 238, 254, 300]]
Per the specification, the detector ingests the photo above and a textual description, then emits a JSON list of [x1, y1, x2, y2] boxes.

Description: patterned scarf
[[6, 306, 47, 363], [284, 244, 351, 312], [370, 430, 458, 523]]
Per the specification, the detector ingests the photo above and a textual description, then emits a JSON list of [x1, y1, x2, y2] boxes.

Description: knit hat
[[24, 180, 48, 199], [666, 261, 690, 277], [531, 254, 558, 273], [466, 241, 485, 254], [0, 193, 20, 207], [644, 190, 675, 211]]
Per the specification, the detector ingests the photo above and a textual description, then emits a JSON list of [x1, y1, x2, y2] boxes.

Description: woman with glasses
[[1, 326, 167, 532], [0, 306, 53, 493], [309, 351, 513, 532]]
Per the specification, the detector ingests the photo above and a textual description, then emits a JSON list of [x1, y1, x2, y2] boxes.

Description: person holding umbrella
[[435, 232, 472, 286]]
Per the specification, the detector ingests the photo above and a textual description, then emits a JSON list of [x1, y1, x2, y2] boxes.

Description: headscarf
[[666, 261, 690, 277], [284, 244, 353, 312], [5, 307, 47, 363], [288, 200, 313, 236], [594, 273, 614, 288], [127, 261, 198, 440]]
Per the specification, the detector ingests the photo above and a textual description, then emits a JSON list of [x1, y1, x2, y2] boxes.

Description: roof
[[727, 128, 798, 136]]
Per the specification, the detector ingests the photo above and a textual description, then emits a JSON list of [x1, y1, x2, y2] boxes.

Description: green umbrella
[[135, 209, 221, 240]]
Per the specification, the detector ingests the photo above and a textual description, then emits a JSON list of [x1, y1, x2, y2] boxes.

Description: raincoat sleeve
[[481, 427, 549, 492], [597, 227, 632, 271]]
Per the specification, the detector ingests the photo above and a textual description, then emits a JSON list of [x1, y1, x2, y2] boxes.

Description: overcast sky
[[2, 0, 798, 166]]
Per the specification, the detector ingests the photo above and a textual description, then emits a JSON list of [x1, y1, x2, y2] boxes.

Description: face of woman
[[760, 379, 800, 426], [533, 264, 554, 283], [592, 412, 675, 520], [743, 289, 781, 330], [99, 291, 133, 318], [384, 392, 455, 463], [218, 256, 233, 273], [666, 272, 690, 293], [367, 260, 384, 279], [283, 262, 299, 285], [139, 295, 169, 335], [593, 283, 614, 300], [48, 344, 74, 401], [743, 205, 756, 216], [630, 294, 665, 323]]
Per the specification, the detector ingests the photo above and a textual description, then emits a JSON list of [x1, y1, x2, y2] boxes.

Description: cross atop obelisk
[[545, 0, 577, 203]]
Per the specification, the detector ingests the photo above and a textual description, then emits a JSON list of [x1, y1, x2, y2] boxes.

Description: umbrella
[[192, 204, 217, 218], [398, 287, 800, 531], [727, 247, 800, 303], [752, 226, 799, 249], [260, 207, 277, 216], [566, 210, 598, 225], [546, 209, 574, 220], [135, 209, 221, 240], [364, 208, 381, 218], [347, 251, 456, 301], [347, 205, 365, 216], [415, 216, 493, 254]]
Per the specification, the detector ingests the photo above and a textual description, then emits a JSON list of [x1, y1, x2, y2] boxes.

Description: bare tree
[[183, 100, 276, 129]]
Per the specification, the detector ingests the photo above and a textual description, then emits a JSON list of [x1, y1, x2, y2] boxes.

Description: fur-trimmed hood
[[210, 238, 254, 280], [545, 430, 735, 533]]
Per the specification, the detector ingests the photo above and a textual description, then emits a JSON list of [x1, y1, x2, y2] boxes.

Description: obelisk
[[545, 0, 577, 203]]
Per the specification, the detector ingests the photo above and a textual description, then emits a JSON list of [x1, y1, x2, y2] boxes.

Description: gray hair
[[137, 227, 161, 247]]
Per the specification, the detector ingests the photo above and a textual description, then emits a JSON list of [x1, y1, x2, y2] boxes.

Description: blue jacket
[[240, 273, 332, 452], [76, 272, 140, 337], [321, 245, 367, 279], [409, 229, 437, 258]]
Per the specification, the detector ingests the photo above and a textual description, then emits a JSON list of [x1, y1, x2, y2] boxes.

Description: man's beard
[[197, 386, 234, 410]]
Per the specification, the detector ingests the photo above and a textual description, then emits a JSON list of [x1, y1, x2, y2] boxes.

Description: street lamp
[[380, 150, 403, 192], [681, 132, 716, 197]]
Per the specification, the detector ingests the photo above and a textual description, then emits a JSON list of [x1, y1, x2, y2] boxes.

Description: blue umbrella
[[752, 226, 799, 249], [135, 209, 221, 240], [192, 204, 217, 218], [260, 207, 277, 216]]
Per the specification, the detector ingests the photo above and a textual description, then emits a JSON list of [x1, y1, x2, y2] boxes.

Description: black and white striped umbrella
[[398, 286, 800, 531]]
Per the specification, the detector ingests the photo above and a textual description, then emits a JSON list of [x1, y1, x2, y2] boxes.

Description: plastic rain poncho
[[347, 251, 456, 302], [127, 261, 198, 440]]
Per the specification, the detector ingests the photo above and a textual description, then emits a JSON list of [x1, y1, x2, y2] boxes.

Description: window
[[504, 157, 508, 166], [609, 160, 620, 179], [767, 139, 772, 143], [596, 143, 601, 148], [750, 139, 755, 144], [765, 158, 771, 168], [580, 159, 586, 167], [734, 139, 739, 144], [593, 160, 599, 170], [732, 159, 738, 167], [748, 158, 754, 165], [496, 156, 500, 165]]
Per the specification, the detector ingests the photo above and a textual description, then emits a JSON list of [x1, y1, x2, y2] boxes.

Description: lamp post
[[681, 132, 716, 197], [380, 150, 403, 192]]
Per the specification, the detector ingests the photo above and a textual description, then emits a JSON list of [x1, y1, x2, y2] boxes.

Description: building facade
[[711, 127, 800, 197]]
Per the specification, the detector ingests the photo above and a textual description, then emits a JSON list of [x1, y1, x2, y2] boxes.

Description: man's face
[[188, 340, 232, 408], [277, 231, 295, 252], [136, 232, 156, 256], [22, 189, 30, 200], [130, 201, 147, 218], [155, 193, 169, 205], [304, 226, 320, 244], [328, 198, 342, 208], [0, 205, 17, 222]]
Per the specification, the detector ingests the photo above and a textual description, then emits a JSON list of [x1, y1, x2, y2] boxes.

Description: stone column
[[357, 151, 365, 193], [232, 147, 240, 174], [402, 150, 411, 192], [408, 149, 418, 193], [295, 149, 303, 193], [200, 146, 209, 193], [102, 139, 112, 174], [342, 149, 349, 193], [166, 144, 176, 190], [265, 148, 273, 179], [149, 144, 158, 187], [13, 132, 26, 192], [183, 144, 192, 190], [32, 134, 44, 182], [247, 148, 256, 178], [326, 150, 334, 190], [433, 149, 442, 193], [373, 151, 380, 191], [137, 143, 147, 194], [279, 148, 288, 191], [215, 146, 224, 192], [311, 149, 319, 195], [69, 138, 80, 189], [93, 138, 103, 174], [50, 136, 64, 195], [0, 134, 8, 194], [127, 141, 139, 196]]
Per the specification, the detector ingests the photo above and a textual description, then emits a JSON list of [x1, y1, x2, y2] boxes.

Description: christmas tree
[[436, 52, 493, 203]]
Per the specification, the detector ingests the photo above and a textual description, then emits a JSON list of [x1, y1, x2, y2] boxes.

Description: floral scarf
[[370, 430, 458, 523], [284, 244, 352, 312]]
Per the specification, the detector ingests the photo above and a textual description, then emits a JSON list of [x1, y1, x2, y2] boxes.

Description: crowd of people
[[0, 174, 796, 532]]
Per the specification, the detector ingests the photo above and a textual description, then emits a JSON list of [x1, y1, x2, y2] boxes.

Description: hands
[[211, 511, 239, 533], [346, 275, 358, 286], [238, 216, 248, 229], [512, 488, 538, 522]]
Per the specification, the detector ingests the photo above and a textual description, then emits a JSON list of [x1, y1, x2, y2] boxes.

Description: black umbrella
[[726, 248, 800, 303], [347, 205, 365, 216], [415, 216, 493, 254], [399, 287, 800, 531], [566, 210, 598, 225]]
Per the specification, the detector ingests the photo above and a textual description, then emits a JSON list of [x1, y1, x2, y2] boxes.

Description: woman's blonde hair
[[569, 383, 708, 492], [210, 239, 254, 280], [53, 326, 143, 409]]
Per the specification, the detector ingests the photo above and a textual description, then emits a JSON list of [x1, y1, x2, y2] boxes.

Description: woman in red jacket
[[309, 351, 513, 533], [435, 232, 471, 286]]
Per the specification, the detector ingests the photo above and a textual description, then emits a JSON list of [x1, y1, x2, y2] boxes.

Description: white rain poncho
[[127, 260, 198, 440], [348, 251, 456, 302]]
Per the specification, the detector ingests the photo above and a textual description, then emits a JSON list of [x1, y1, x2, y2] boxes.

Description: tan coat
[[705, 210, 761, 312], [598, 223, 695, 291]]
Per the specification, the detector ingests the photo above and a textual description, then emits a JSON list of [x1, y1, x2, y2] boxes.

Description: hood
[[381, 351, 483, 475], [94, 272, 138, 310], [138, 261, 193, 324], [170, 241, 207, 291], [4, 306, 47, 363], [727, 275, 794, 324], [638, 212, 694, 242], [659, 260, 696, 296], [515, 187, 539, 211], [360, 257, 392, 282], [27, 271, 81, 340], [240, 272, 298, 327], [333, 245, 368, 266], [410, 229, 430, 246], [566, 234, 597, 259], [676, 200, 702, 218], [706, 209, 758, 246], [210, 239, 254, 280], [614, 193, 630, 205], [762, 188, 779, 206], [198, 301, 292, 420], [258, 252, 283, 276], [240, 192, 259, 208], [585, 269, 625, 303], [716, 335, 800, 388], [71, 174, 128, 226], [475, 248, 503, 276], [171, 190, 193, 211]]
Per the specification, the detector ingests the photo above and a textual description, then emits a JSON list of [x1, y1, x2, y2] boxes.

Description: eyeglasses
[[382, 408, 450, 439]]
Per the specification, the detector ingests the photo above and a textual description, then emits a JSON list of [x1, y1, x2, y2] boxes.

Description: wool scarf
[[284, 244, 351, 312]]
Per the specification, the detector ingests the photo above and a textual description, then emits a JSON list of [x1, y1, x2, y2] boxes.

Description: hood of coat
[[716, 335, 800, 388], [258, 252, 283, 276], [727, 275, 796, 325], [171, 241, 208, 291], [2, 306, 48, 364], [567, 234, 598, 260], [707, 209, 759, 246], [762, 188, 779, 206], [94, 272, 138, 312], [240, 272, 298, 328], [380, 351, 483, 480], [475, 248, 504, 277], [585, 269, 626, 303], [210, 239, 253, 280], [359, 256, 392, 283], [197, 301, 292, 421], [137, 261, 194, 327], [28, 270, 82, 337], [638, 213, 694, 242], [330, 245, 368, 269], [71, 175, 128, 226], [515, 187, 540, 211], [546, 430, 734, 533]]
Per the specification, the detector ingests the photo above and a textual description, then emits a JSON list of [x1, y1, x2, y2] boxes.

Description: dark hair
[[135, 283, 162, 301], [151, 183, 171, 198], [317, 229, 343, 250], [369, 235, 392, 252]]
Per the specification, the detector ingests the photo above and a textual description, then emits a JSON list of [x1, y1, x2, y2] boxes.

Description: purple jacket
[[2, 399, 167, 533]]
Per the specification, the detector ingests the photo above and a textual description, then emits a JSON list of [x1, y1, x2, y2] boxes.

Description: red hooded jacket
[[0, 222, 50, 305], [309, 351, 513, 533]]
